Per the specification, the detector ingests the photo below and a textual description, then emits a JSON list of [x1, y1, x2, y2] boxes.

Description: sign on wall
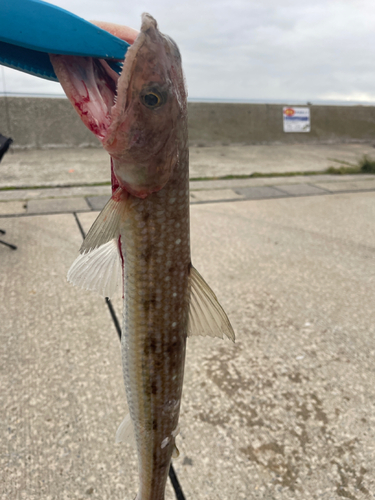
[[283, 107, 311, 133]]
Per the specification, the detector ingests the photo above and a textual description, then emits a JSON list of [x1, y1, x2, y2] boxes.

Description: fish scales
[[51, 13, 234, 500], [121, 140, 190, 500]]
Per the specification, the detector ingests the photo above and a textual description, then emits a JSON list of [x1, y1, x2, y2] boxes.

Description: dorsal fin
[[188, 267, 235, 342]]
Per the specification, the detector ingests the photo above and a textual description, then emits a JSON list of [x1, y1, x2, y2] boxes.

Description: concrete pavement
[[1, 145, 375, 500], [1, 142, 375, 188], [1, 171, 375, 216]]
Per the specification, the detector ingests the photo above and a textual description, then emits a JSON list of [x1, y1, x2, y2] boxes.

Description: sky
[[1, 0, 375, 103]]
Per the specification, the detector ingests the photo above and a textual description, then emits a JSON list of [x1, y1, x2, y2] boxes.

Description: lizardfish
[[50, 13, 234, 500]]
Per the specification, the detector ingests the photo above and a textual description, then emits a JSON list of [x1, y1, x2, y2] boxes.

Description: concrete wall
[[1, 96, 375, 148], [189, 102, 375, 145], [0, 97, 100, 149]]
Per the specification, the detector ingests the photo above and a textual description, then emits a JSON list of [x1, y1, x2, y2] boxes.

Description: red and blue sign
[[283, 107, 310, 132]]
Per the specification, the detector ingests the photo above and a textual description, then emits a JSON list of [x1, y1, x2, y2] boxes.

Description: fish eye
[[141, 88, 165, 109], [143, 93, 160, 107]]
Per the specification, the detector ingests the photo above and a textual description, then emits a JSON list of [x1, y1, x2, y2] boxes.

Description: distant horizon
[[2, 1, 375, 106], [1, 92, 375, 107]]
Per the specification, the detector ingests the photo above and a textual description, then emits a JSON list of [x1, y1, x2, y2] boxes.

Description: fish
[[50, 13, 235, 500]]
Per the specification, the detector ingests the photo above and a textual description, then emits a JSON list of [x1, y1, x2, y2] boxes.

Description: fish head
[[50, 14, 187, 198], [106, 14, 187, 198]]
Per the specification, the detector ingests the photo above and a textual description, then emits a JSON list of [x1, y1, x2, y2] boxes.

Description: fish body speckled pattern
[[51, 13, 234, 500]]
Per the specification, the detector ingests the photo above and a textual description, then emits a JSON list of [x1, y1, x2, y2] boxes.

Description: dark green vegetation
[[359, 155, 375, 173], [326, 155, 375, 175]]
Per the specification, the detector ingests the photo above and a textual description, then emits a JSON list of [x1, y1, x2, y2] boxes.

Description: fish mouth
[[50, 15, 180, 198], [49, 21, 141, 142]]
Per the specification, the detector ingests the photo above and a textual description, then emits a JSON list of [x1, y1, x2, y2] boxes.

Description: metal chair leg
[[0, 239, 17, 250], [0, 230, 17, 250]]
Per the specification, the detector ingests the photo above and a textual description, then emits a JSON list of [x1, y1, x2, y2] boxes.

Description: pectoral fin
[[67, 187, 130, 298], [67, 239, 121, 298], [80, 187, 129, 253], [188, 267, 235, 342]]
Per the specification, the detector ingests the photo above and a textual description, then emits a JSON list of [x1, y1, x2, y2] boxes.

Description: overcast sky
[[1, 0, 375, 103]]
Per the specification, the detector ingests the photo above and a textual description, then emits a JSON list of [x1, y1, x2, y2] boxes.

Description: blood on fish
[[53, 12, 235, 500]]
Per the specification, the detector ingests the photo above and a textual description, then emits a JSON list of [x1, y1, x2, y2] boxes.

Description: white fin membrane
[[188, 267, 235, 342], [67, 239, 122, 298], [172, 445, 180, 459], [80, 187, 128, 253], [171, 424, 180, 458], [116, 413, 136, 447]]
